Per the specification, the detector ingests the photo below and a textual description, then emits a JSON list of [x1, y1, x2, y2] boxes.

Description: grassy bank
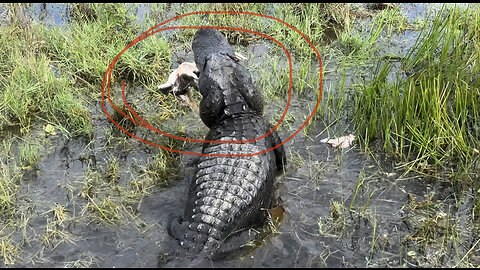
[[0, 3, 178, 266], [0, 3, 173, 137]]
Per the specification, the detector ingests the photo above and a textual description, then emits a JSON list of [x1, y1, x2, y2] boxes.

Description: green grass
[[18, 136, 40, 169], [0, 18, 92, 136], [268, 3, 350, 59], [373, 5, 414, 38], [1, 3, 173, 138], [0, 236, 19, 265], [44, 4, 172, 91], [354, 5, 480, 178]]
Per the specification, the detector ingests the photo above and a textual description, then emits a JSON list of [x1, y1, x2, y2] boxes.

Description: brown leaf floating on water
[[268, 205, 285, 224]]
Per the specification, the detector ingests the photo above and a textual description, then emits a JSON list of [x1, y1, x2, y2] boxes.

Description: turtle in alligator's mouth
[[158, 53, 247, 114], [158, 61, 200, 113]]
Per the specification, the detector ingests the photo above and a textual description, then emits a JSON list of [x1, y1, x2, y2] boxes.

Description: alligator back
[[169, 113, 281, 258]]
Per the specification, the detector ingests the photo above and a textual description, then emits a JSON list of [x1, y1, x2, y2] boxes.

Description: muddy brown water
[[2, 3, 478, 268]]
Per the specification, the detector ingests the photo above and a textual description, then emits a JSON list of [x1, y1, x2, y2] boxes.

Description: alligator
[[164, 28, 286, 263]]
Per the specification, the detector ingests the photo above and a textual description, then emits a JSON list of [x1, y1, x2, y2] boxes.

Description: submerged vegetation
[[0, 2, 478, 267]]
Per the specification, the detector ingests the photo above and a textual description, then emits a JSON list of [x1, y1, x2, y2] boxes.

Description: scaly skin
[[167, 28, 286, 261]]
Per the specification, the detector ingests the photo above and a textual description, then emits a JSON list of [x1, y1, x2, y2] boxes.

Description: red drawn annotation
[[101, 11, 323, 157]]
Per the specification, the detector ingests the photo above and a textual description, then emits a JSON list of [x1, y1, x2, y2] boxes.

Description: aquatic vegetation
[[140, 149, 179, 187], [18, 136, 40, 169], [86, 196, 124, 225], [308, 3, 408, 137], [287, 150, 304, 171], [373, 5, 414, 37], [81, 169, 134, 226], [0, 237, 19, 265], [354, 5, 480, 178]]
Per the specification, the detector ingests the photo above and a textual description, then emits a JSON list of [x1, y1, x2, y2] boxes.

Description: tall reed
[[354, 5, 480, 177]]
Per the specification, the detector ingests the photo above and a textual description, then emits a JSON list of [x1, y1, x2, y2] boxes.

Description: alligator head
[[158, 29, 249, 116], [192, 28, 264, 128]]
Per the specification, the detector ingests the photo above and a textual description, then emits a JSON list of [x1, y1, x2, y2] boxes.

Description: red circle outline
[[101, 11, 323, 157], [116, 26, 292, 144]]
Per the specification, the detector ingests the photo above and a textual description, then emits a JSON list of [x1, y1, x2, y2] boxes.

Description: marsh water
[[3, 3, 478, 267]]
